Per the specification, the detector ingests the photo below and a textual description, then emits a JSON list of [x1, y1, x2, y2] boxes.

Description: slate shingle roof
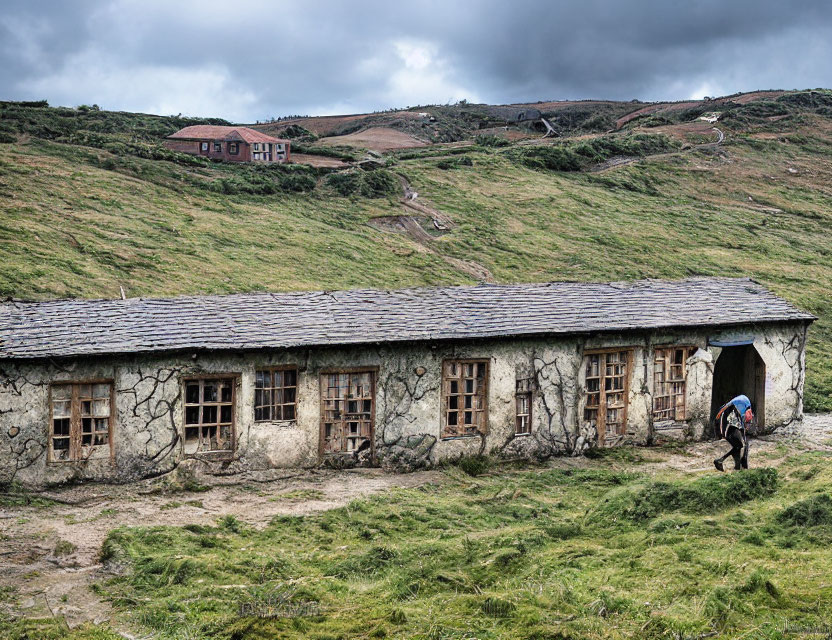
[[0, 278, 814, 360], [167, 125, 288, 145]]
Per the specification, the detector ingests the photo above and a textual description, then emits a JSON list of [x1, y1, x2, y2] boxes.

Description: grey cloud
[[1, 0, 831, 121]]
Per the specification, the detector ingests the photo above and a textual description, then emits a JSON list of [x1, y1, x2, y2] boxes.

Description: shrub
[[776, 494, 832, 527], [325, 169, 398, 198], [326, 170, 362, 196], [592, 468, 778, 522], [456, 454, 491, 477], [292, 143, 358, 161], [437, 156, 473, 169], [475, 133, 510, 147], [511, 133, 678, 173], [515, 145, 582, 171], [277, 124, 317, 140], [480, 596, 516, 617], [53, 539, 76, 556]]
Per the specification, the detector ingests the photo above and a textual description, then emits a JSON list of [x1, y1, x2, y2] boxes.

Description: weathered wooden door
[[320, 370, 375, 456]]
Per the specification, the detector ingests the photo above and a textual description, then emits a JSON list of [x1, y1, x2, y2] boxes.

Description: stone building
[[0, 278, 814, 487], [164, 125, 291, 163]]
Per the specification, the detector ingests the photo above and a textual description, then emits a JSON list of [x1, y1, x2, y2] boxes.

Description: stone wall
[[0, 322, 809, 487]]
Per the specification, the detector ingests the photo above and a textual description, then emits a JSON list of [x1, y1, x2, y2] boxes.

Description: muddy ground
[[2, 414, 830, 633]]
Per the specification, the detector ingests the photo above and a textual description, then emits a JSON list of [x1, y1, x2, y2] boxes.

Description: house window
[[442, 360, 488, 438], [253, 143, 260, 151], [254, 368, 297, 421], [321, 370, 375, 454], [653, 347, 693, 421], [253, 152, 260, 160], [213, 142, 222, 152], [229, 143, 239, 154], [515, 377, 533, 435], [183, 378, 235, 454], [200, 142, 209, 151], [583, 350, 631, 444], [49, 382, 113, 462]]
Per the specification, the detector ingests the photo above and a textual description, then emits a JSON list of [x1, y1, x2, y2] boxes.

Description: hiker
[[713, 394, 754, 472]]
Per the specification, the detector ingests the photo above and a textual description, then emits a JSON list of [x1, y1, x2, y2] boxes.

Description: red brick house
[[164, 125, 291, 163]]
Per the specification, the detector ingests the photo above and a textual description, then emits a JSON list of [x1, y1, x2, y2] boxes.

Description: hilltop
[[0, 90, 830, 409]]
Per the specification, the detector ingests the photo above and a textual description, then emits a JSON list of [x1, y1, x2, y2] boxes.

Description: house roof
[[0, 278, 814, 360], [167, 125, 289, 145]]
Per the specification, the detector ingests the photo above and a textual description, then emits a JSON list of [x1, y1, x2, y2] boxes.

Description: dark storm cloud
[[1, 0, 830, 121]]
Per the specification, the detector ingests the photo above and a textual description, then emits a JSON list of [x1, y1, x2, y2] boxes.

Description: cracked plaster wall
[[0, 321, 809, 487]]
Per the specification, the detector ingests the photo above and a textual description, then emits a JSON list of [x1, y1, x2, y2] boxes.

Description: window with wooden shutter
[[442, 360, 488, 438], [583, 350, 631, 444], [653, 347, 692, 421], [515, 377, 533, 435], [320, 370, 375, 454]]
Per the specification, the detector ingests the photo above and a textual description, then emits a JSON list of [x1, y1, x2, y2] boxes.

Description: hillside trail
[[367, 174, 494, 283], [590, 126, 725, 173], [2, 413, 829, 633]]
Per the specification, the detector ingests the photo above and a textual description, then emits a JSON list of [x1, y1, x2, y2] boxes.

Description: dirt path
[[3, 414, 830, 632], [367, 175, 495, 283], [591, 126, 725, 173], [0, 468, 444, 631]]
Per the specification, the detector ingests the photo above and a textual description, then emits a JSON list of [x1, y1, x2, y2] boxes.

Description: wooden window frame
[[441, 359, 489, 439], [182, 375, 238, 456], [319, 367, 377, 458], [653, 346, 694, 422], [228, 142, 239, 155], [200, 141, 209, 152], [213, 141, 222, 152], [48, 380, 115, 464], [254, 366, 298, 422], [515, 377, 534, 435], [582, 349, 633, 444]]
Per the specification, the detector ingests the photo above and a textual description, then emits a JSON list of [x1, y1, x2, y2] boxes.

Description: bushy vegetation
[[325, 168, 398, 198], [510, 133, 678, 172], [776, 493, 832, 527], [436, 155, 473, 170], [0, 99, 230, 142], [210, 164, 318, 195], [540, 102, 638, 134], [454, 454, 492, 476], [474, 133, 511, 147], [591, 468, 778, 522], [291, 142, 359, 161]]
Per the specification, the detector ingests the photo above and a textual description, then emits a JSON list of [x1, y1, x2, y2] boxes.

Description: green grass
[[4, 453, 831, 639], [0, 97, 830, 410]]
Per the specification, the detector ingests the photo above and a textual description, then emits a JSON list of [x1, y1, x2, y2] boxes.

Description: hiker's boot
[[713, 459, 724, 472]]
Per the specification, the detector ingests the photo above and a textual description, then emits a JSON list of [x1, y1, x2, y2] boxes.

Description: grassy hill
[[0, 93, 830, 410]]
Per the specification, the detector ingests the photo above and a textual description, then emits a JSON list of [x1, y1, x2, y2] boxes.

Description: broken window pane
[[50, 382, 113, 462], [185, 383, 200, 404], [320, 371, 374, 454], [183, 378, 235, 453]]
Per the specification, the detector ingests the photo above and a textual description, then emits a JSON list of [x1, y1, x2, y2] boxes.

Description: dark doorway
[[710, 345, 766, 429]]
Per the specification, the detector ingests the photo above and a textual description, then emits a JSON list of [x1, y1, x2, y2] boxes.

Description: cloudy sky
[[2, 0, 831, 122]]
